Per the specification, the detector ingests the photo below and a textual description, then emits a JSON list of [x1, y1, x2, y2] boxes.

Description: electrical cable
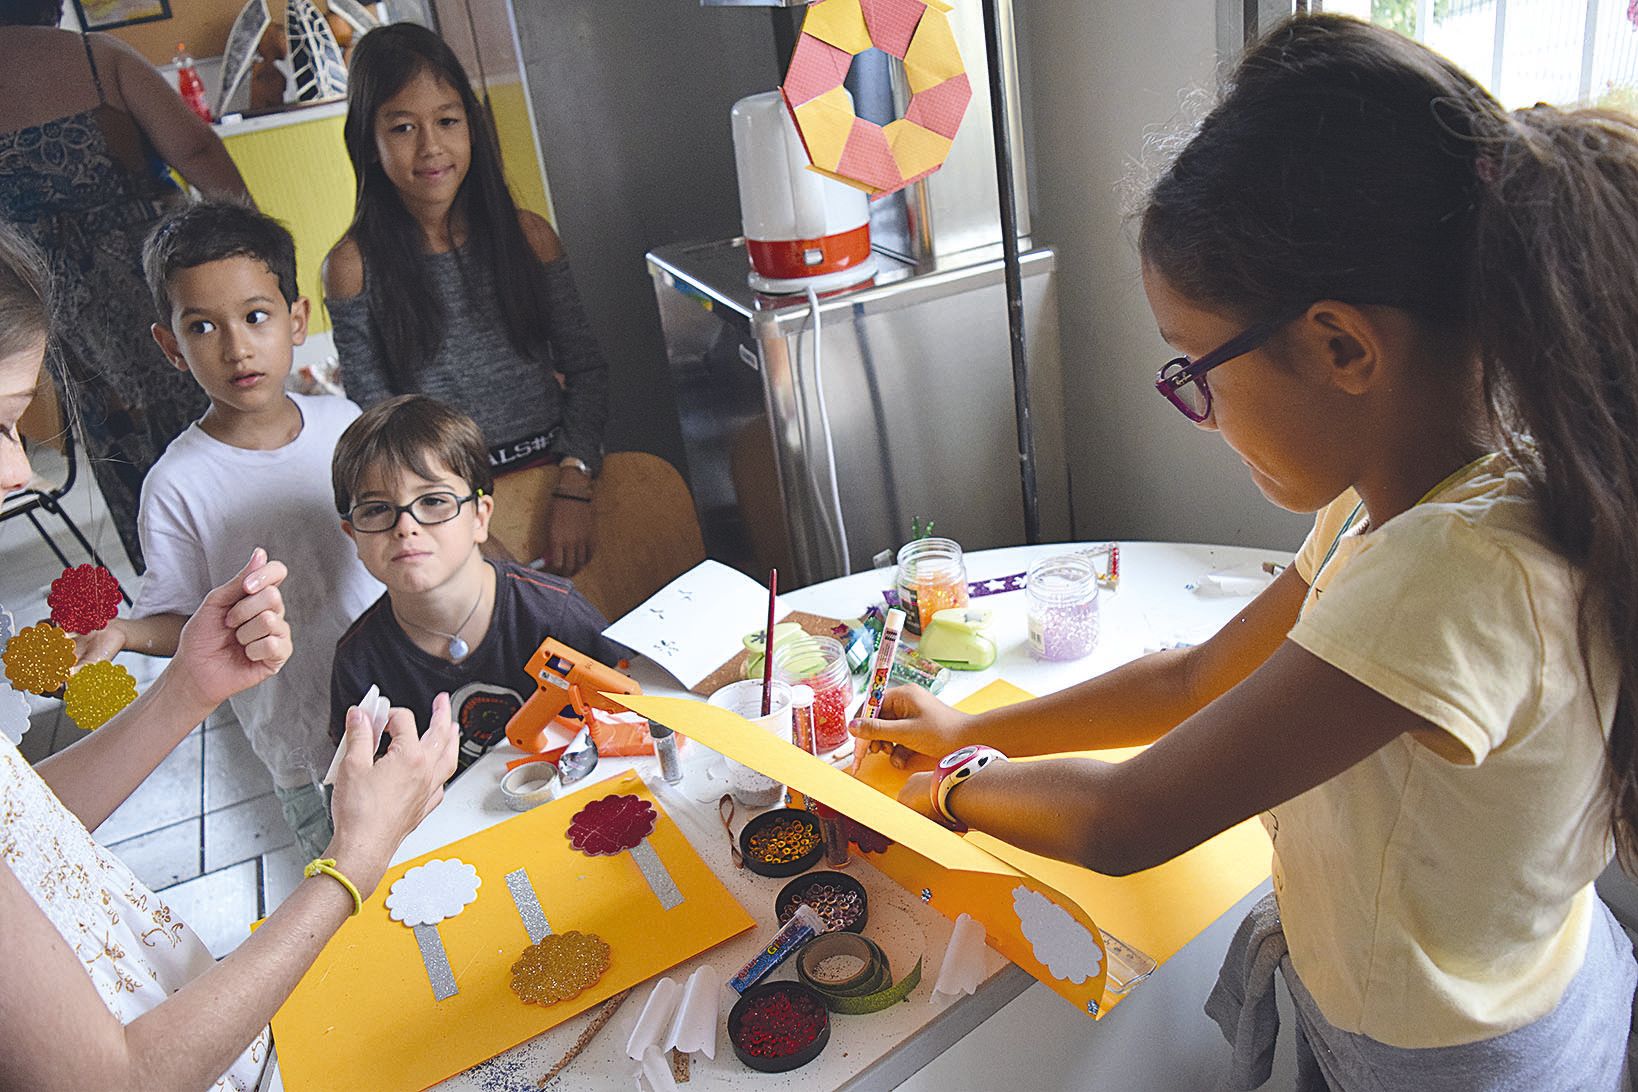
[[805, 285, 851, 576]]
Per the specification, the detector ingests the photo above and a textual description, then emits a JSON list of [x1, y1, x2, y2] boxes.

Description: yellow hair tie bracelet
[[304, 857, 363, 916]]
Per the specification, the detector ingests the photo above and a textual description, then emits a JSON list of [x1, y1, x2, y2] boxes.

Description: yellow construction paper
[[620, 695, 1112, 1015], [622, 680, 1273, 1020], [950, 681, 1273, 968], [271, 772, 754, 1090], [884, 118, 954, 179], [903, 6, 963, 93], [801, 0, 873, 55], [792, 86, 858, 172]]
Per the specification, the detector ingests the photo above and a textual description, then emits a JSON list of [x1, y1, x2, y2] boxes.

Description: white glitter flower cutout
[[0, 684, 29, 745], [387, 858, 481, 926], [1013, 886, 1102, 984]]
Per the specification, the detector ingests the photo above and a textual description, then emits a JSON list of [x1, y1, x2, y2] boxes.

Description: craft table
[[387, 541, 1289, 1091]]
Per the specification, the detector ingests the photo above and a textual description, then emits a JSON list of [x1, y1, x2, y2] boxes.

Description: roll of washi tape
[[500, 760, 560, 810], [795, 931, 923, 1015]]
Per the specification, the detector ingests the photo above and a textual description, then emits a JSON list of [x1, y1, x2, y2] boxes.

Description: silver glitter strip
[[506, 867, 552, 943], [412, 923, 458, 1001], [631, 839, 683, 911]]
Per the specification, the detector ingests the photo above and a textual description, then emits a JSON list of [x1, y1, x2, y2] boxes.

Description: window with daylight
[[1321, 0, 1638, 110]]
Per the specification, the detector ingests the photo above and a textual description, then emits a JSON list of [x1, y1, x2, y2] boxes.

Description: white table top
[[406, 540, 1290, 1091]]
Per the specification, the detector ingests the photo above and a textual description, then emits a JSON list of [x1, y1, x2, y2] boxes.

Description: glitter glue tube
[[729, 903, 825, 993], [650, 722, 683, 784], [790, 685, 818, 812], [851, 607, 904, 775]]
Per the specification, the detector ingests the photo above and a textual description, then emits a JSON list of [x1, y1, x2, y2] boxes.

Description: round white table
[[406, 541, 1291, 1091]]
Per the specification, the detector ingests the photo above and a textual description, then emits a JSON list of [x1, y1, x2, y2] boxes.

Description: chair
[[3, 382, 131, 603], [488, 452, 706, 621]]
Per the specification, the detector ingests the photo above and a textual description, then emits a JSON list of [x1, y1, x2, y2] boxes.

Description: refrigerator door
[[649, 239, 1069, 588]]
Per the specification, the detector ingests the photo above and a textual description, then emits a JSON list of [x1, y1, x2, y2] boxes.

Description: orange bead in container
[[895, 537, 968, 637], [773, 635, 853, 753]]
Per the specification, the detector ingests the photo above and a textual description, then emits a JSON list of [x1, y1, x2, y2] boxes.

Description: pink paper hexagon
[[860, 0, 926, 59], [835, 119, 902, 193], [783, 33, 852, 108], [904, 72, 971, 140]]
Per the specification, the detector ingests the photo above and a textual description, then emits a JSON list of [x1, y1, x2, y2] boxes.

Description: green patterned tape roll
[[795, 932, 922, 1015]]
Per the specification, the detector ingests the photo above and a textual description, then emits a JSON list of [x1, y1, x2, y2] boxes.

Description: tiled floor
[[5, 447, 299, 957]]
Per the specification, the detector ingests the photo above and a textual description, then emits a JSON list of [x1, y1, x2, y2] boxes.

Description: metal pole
[[980, 0, 1040, 544]]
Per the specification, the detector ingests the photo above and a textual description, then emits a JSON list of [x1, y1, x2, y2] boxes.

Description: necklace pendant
[[448, 636, 470, 661]]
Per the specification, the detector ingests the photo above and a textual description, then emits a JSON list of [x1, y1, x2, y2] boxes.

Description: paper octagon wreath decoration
[[781, 0, 970, 197]]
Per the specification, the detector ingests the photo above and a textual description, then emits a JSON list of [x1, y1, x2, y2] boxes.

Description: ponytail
[[1469, 107, 1638, 870]]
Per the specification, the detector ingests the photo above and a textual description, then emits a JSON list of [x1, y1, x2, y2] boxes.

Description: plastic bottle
[[173, 43, 213, 123]]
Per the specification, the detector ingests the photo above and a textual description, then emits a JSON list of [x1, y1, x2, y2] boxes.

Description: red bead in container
[[728, 981, 831, 1072], [775, 635, 853, 754]]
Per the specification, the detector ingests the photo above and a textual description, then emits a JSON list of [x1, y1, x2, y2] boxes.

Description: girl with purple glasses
[[854, 14, 1638, 1089]]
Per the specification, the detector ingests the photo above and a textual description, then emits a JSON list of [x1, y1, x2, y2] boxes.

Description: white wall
[[1015, 0, 1312, 552]]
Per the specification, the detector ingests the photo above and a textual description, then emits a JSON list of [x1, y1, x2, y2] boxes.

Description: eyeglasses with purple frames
[[1154, 307, 1309, 422]]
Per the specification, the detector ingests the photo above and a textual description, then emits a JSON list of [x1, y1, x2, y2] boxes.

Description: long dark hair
[[340, 23, 551, 387], [1142, 14, 1638, 871]]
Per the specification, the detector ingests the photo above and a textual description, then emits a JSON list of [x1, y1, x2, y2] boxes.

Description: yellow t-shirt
[[1278, 454, 1616, 1048]]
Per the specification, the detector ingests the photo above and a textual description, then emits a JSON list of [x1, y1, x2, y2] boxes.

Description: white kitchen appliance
[[730, 90, 878, 295]]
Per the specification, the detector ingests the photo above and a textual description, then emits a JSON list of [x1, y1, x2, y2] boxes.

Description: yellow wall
[[220, 111, 356, 333], [487, 77, 553, 224]]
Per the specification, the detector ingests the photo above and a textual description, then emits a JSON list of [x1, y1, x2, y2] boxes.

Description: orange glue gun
[[504, 637, 642, 754]]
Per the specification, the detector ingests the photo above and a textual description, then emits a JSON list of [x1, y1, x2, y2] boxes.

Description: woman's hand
[[168, 550, 290, 711], [72, 619, 128, 665], [326, 693, 459, 898], [541, 494, 595, 575], [850, 686, 977, 768]]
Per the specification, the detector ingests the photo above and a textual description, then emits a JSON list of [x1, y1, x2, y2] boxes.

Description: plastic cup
[[707, 679, 793, 808]]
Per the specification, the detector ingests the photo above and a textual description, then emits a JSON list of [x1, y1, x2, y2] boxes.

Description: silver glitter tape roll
[[499, 761, 560, 811]]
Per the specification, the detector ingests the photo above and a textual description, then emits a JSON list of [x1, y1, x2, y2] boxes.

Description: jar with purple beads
[[1026, 555, 1100, 661]]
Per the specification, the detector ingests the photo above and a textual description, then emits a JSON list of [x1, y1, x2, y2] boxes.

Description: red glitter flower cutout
[[567, 793, 657, 856], [48, 565, 122, 635], [844, 817, 893, 854]]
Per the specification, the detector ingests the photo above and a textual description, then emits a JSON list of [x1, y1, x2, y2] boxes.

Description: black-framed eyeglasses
[[1154, 307, 1309, 422], [345, 490, 482, 533]]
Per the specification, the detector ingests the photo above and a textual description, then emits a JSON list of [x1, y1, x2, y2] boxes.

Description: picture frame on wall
[[71, 0, 172, 32]]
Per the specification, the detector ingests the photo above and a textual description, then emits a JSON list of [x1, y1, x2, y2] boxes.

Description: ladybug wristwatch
[[929, 745, 1007, 833]]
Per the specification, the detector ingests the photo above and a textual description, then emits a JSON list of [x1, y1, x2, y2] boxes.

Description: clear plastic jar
[[774, 635, 853, 753], [1026, 555, 1100, 661], [895, 537, 968, 637]]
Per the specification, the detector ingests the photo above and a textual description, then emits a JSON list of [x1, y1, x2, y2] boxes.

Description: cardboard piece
[[618, 681, 1272, 1019], [780, 0, 969, 197], [689, 610, 848, 698], [271, 772, 754, 1090]]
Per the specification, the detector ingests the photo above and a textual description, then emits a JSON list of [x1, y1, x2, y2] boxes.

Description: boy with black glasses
[[329, 395, 623, 776], [77, 201, 384, 858]]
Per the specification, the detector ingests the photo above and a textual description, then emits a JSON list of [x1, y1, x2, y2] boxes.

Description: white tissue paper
[[664, 964, 722, 1059], [932, 912, 988, 1001], [627, 977, 681, 1092]]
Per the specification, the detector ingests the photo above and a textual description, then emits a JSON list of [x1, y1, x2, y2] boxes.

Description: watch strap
[[929, 745, 1006, 832]]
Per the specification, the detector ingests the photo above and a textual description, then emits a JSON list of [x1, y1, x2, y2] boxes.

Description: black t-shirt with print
[[329, 559, 627, 775]]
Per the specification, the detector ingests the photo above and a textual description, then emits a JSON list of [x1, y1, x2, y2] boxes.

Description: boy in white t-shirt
[[75, 201, 382, 857]]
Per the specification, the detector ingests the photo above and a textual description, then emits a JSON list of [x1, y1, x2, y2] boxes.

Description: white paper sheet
[[601, 561, 790, 689]]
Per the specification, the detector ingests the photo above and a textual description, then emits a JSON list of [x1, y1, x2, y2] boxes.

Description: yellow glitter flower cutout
[[3, 623, 76, 695], [508, 930, 611, 1006], [64, 661, 138, 730]]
